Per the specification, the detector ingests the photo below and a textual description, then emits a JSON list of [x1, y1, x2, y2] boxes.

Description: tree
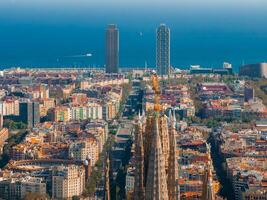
[[3, 119, 27, 130], [110, 130, 117, 135], [23, 192, 49, 200], [72, 196, 80, 200]]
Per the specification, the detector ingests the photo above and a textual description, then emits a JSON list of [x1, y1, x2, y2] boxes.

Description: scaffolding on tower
[[151, 72, 161, 112]]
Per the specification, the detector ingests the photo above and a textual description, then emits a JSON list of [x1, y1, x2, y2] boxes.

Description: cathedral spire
[[167, 110, 180, 200], [133, 120, 145, 200], [105, 153, 110, 200], [160, 115, 170, 172], [145, 115, 169, 200], [138, 110, 141, 120], [144, 115, 153, 185], [168, 109, 173, 120], [142, 108, 145, 118], [201, 144, 215, 200], [173, 109, 176, 122]]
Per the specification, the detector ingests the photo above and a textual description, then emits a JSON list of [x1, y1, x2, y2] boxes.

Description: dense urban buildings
[[125, 73, 224, 200], [106, 24, 119, 73], [0, 68, 129, 199], [0, 24, 267, 200], [0, 66, 267, 200], [156, 24, 171, 76]]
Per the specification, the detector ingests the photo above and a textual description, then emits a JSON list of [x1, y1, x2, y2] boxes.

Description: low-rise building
[[49, 106, 71, 122], [0, 176, 46, 200], [52, 165, 85, 199], [0, 128, 8, 154], [125, 166, 135, 195], [68, 138, 99, 166]]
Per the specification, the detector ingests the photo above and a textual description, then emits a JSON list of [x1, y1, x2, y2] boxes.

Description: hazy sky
[[1, 0, 267, 10], [1, 0, 266, 5], [1, 0, 267, 26]]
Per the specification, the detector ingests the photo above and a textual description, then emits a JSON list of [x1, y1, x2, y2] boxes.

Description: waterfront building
[[223, 62, 233, 74], [239, 62, 267, 78], [106, 24, 119, 73], [190, 65, 213, 74], [190, 64, 232, 75]]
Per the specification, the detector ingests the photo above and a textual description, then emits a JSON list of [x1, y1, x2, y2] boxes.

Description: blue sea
[[0, 0, 267, 71]]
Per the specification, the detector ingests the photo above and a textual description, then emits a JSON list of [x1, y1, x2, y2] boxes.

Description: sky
[[1, 0, 266, 36], [1, 0, 267, 16]]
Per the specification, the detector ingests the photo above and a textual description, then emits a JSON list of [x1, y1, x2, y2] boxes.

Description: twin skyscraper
[[105, 24, 119, 74], [105, 24, 171, 76]]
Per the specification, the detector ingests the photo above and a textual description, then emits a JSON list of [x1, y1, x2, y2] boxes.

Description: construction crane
[[151, 71, 161, 112]]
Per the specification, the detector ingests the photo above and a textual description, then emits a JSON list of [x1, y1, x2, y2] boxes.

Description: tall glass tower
[[156, 24, 170, 76], [105, 24, 119, 73]]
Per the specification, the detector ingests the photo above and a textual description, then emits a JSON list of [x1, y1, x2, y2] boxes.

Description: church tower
[[145, 114, 169, 200], [133, 116, 145, 200], [105, 153, 110, 200], [167, 110, 180, 200], [159, 115, 170, 172], [143, 114, 153, 184], [202, 144, 215, 200]]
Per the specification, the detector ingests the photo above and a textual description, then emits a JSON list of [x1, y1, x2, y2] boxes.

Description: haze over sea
[[0, 0, 267, 71]]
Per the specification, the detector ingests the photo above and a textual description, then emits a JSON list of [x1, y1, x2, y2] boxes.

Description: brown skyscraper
[[106, 24, 119, 73]]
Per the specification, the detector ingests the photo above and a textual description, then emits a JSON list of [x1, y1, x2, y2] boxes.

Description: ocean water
[[0, 0, 267, 71]]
